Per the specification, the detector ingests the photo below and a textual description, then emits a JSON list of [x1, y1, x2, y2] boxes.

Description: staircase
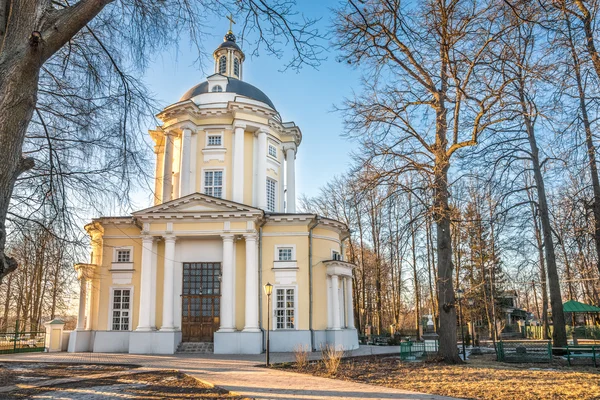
[[176, 342, 214, 354]]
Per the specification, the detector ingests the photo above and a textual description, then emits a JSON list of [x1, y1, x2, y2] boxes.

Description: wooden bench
[[560, 345, 599, 367]]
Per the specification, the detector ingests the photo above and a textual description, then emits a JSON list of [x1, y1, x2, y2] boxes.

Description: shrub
[[293, 344, 310, 370], [321, 344, 344, 376]]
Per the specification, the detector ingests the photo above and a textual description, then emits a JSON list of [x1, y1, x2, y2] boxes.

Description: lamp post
[[456, 288, 466, 360], [467, 298, 475, 346], [264, 282, 273, 367]]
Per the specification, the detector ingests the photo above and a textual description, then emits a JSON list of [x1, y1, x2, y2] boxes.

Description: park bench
[[559, 345, 599, 367], [370, 335, 389, 346]]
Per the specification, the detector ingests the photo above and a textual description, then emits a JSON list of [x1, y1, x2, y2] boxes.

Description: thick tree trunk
[[519, 79, 568, 347]]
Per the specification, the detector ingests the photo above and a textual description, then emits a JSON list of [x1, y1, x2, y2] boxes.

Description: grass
[[0, 362, 246, 399], [285, 354, 600, 400]]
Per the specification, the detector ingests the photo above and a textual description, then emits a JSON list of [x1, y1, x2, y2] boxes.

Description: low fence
[[399, 340, 438, 360], [0, 321, 45, 354], [497, 340, 552, 363]]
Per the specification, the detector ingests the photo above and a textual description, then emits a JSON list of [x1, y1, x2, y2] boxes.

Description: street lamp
[[264, 282, 273, 367], [456, 288, 466, 360], [467, 298, 475, 346]]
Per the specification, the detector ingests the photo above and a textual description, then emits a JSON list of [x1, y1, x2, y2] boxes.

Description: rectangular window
[[204, 170, 223, 198], [332, 250, 341, 261], [112, 289, 131, 331], [207, 135, 222, 146], [278, 247, 293, 261], [268, 143, 277, 158], [275, 288, 295, 329], [116, 249, 131, 263], [266, 178, 276, 212]]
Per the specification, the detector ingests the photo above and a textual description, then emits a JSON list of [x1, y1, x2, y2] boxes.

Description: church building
[[68, 28, 359, 354]]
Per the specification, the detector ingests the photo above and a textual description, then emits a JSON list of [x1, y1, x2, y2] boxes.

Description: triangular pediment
[[133, 193, 263, 216]]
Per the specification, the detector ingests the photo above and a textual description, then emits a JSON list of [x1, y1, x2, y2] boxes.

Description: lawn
[[283, 354, 600, 400], [0, 362, 245, 399]]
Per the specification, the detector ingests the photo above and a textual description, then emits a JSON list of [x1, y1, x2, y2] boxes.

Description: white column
[[162, 132, 175, 203], [137, 236, 154, 331], [85, 280, 92, 330], [179, 128, 192, 197], [327, 276, 333, 329], [219, 234, 235, 332], [256, 129, 268, 210], [150, 240, 158, 328], [331, 274, 341, 330], [345, 277, 355, 329], [161, 236, 177, 331], [189, 130, 197, 193], [285, 145, 296, 212], [75, 265, 92, 331], [243, 234, 259, 331], [233, 123, 246, 203]]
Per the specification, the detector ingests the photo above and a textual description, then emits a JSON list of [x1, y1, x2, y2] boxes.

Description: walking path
[[0, 346, 459, 400]]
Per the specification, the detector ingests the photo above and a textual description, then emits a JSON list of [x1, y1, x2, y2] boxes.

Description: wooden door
[[182, 262, 221, 342]]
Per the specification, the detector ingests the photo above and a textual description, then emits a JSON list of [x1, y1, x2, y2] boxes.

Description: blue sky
[[142, 1, 361, 201]]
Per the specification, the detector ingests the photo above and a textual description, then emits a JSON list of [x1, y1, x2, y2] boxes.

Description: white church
[[68, 26, 359, 354]]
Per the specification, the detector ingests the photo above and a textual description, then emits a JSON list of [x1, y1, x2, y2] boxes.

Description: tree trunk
[[408, 192, 420, 332], [519, 77, 567, 347]]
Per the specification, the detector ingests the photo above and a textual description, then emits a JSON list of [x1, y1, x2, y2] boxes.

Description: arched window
[[234, 58, 240, 77], [212, 85, 223, 93], [219, 56, 227, 74]]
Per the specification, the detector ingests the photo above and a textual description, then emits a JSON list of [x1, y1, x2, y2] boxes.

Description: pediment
[[133, 193, 263, 217]]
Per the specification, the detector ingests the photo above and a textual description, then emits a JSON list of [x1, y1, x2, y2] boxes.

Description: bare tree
[[334, 0, 508, 362]]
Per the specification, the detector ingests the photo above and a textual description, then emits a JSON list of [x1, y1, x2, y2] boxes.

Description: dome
[[179, 76, 276, 110]]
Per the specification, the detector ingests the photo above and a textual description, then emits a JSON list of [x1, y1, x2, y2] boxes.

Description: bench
[[370, 335, 389, 346], [560, 345, 599, 367]]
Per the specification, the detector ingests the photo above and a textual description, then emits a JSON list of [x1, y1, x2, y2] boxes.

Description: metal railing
[[0, 321, 45, 354], [497, 340, 552, 363]]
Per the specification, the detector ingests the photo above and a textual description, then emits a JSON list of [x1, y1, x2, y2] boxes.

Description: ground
[[0, 362, 245, 399], [280, 353, 600, 400]]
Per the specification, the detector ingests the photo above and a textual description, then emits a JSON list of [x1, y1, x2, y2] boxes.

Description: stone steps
[[176, 342, 214, 354]]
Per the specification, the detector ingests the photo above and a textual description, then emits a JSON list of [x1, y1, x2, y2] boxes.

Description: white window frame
[[211, 85, 223, 93], [266, 177, 277, 212], [113, 246, 133, 263], [108, 286, 133, 331], [273, 244, 297, 269], [233, 58, 240, 77], [218, 56, 227, 74], [268, 143, 278, 159], [207, 134, 222, 146], [331, 249, 341, 261], [272, 285, 298, 331], [202, 168, 225, 198], [204, 131, 224, 148]]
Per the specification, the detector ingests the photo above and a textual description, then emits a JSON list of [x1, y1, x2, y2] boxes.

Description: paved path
[[0, 346, 459, 400]]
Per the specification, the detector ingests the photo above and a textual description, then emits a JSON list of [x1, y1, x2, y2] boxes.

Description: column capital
[[282, 142, 297, 153], [163, 129, 177, 137], [163, 235, 177, 243], [141, 235, 155, 243], [221, 233, 235, 242], [74, 263, 95, 281], [243, 232, 258, 241], [233, 121, 247, 129], [256, 127, 269, 136]]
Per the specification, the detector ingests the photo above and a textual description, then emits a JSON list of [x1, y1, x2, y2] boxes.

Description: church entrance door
[[182, 262, 221, 342]]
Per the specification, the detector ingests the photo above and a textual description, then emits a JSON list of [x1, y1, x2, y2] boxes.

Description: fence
[[497, 340, 552, 363], [0, 321, 45, 354], [399, 340, 438, 360]]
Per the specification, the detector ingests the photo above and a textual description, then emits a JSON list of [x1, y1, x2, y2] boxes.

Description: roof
[[563, 300, 600, 313], [216, 40, 242, 52], [179, 76, 276, 109]]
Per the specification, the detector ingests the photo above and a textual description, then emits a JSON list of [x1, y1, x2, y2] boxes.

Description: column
[[345, 277, 355, 329], [137, 236, 154, 331], [150, 239, 158, 328], [285, 145, 296, 212], [179, 128, 192, 197], [219, 234, 235, 332], [331, 274, 341, 330], [327, 276, 333, 329], [76, 275, 87, 331], [243, 234, 259, 331], [256, 129, 268, 210], [85, 280, 92, 330], [161, 236, 177, 331], [161, 132, 175, 203], [189, 131, 197, 193], [233, 123, 246, 203], [75, 264, 93, 331]]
